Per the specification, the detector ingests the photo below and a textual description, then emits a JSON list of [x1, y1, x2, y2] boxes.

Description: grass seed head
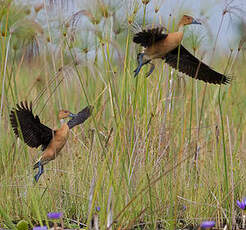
[[142, 0, 150, 5], [34, 3, 43, 13]]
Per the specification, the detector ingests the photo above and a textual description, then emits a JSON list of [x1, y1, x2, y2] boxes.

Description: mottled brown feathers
[[133, 27, 168, 48], [67, 105, 93, 129], [10, 101, 53, 151], [164, 45, 230, 84]]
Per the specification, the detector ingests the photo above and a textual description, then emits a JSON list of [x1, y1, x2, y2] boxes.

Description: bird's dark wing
[[164, 45, 230, 84], [67, 105, 93, 129], [133, 27, 168, 48], [10, 101, 53, 150]]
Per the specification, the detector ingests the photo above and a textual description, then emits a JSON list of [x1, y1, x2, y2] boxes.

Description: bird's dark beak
[[69, 113, 77, 118], [191, 18, 201, 25]]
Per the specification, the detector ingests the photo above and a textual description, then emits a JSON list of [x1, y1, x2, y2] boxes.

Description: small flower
[[95, 206, 101, 212], [47, 212, 63, 219], [33, 227, 48, 230], [200, 221, 215, 229], [237, 198, 246, 210]]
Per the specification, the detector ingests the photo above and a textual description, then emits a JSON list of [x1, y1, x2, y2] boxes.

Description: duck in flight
[[133, 15, 230, 84], [10, 101, 93, 182]]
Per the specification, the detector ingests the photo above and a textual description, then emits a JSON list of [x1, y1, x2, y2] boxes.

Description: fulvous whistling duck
[[10, 101, 93, 182], [133, 15, 230, 84]]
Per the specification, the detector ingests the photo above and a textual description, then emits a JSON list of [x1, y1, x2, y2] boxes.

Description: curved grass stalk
[[0, 33, 11, 129]]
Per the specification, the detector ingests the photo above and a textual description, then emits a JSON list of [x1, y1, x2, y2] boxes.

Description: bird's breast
[[53, 124, 70, 152], [41, 124, 70, 162]]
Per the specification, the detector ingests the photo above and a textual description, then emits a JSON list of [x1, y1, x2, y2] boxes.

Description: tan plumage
[[133, 15, 230, 85], [10, 101, 93, 182], [144, 31, 183, 59], [33, 123, 70, 169]]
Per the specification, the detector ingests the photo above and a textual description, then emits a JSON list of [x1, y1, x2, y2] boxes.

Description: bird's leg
[[134, 53, 154, 77], [134, 53, 146, 77], [34, 161, 44, 182], [146, 62, 155, 78]]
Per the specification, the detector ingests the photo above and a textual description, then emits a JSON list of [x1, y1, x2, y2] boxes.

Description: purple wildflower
[[95, 206, 101, 212], [200, 221, 215, 229], [237, 198, 246, 210], [33, 227, 48, 230], [47, 212, 63, 219]]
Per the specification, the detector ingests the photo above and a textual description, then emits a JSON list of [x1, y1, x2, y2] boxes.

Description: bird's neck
[[178, 24, 184, 32], [59, 119, 69, 130], [176, 24, 184, 44], [60, 119, 65, 125]]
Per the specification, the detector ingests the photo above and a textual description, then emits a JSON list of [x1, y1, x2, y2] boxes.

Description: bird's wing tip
[[86, 105, 94, 115]]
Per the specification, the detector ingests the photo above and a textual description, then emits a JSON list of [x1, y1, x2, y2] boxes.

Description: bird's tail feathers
[[130, 22, 142, 34]]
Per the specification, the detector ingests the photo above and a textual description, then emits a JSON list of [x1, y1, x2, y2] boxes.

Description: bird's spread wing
[[133, 27, 168, 48], [67, 105, 93, 129], [164, 45, 230, 84], [10, 101, 53, 150]]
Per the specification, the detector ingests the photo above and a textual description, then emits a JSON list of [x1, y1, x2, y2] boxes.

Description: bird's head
[[179, 15, 201, 26], [58, 110, 77, 120]]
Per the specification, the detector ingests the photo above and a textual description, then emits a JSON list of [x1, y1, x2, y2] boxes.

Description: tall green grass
[[0, 0, 245, 229]]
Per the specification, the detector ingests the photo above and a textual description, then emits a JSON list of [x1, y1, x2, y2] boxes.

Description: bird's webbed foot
[[145, 63, 155, 78], [34, 161, 44, 182]]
